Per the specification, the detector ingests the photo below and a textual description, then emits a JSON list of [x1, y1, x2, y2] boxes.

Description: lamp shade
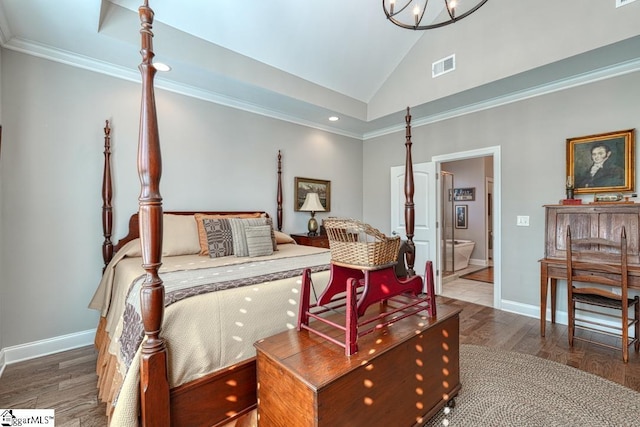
[[300, 193, 325, 212]]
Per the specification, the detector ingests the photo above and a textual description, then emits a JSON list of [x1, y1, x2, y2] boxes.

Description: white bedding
[[90, 240, 332, 426]]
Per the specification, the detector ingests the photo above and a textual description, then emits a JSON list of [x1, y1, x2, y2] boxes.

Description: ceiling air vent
[[432, 54, 455, 78], [616, 0, 637, 7]]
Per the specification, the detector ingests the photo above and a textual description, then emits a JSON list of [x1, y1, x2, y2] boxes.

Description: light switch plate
[[516, 216, 530, 226]]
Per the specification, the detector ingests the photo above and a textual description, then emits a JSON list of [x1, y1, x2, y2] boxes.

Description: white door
[[390, 162, 438, 290]]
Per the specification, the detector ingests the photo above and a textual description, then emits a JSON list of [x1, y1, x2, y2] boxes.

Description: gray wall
[[0, 47, 4, 355], [363, 70, 640, 311], [1, 41, 640, 361], [369, 0, 640, 120], [0, 49, 362, 354]]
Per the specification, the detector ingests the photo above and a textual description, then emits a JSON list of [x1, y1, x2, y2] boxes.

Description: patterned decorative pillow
[[202, 218, 234, 258], [245, 225, 275, 257], [265, 217, 278, 251], [194, 212, 263, 256], [229, 218, 269, 257]]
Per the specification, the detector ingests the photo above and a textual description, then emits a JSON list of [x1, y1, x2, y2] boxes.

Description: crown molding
[[2, 36, 639, 141], [363, 58, 640, 141]]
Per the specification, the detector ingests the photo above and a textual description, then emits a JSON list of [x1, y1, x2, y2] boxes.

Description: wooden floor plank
[[0, 296, 638, 426]]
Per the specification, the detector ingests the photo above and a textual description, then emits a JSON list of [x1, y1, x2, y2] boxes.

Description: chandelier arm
[[444, 0, 455, 20], [383, 0, 489, 31], [416, 0, 429, 27], [384, 0, 413, 19], [454, 0, 489, 20]]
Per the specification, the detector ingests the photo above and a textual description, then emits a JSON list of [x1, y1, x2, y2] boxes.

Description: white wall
[[363, 70, 640, 311], [0, 49, 363, 356]]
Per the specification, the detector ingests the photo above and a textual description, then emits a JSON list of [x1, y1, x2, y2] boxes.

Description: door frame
[[486, 177, 494, 261], [432, 146, 501, 309]]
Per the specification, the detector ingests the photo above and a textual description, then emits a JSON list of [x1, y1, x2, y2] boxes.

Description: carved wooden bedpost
[[102, 120, 113, 272], [404, 107, 416, 276], [277, 150, 283, 231], [137, 1, 170, 425]]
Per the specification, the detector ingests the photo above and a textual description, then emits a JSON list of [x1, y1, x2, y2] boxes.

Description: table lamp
[[300, 192, 325, 236]]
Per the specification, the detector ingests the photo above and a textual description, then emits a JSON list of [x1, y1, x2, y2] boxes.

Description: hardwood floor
[[1, 297, 639, 426], [0, 346, 107, 426]]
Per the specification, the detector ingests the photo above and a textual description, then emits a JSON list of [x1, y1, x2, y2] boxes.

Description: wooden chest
[[255, 304, 461, 427]]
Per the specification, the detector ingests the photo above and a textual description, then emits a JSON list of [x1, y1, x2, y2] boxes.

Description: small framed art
[[453, 187, 475, 201], [455, 205, 468, 229], [294, 177, 331, 212]]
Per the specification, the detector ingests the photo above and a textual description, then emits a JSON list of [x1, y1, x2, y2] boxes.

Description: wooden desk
[[540, 204, 640, 336], [539, 259, 640, 336], [255, 304, 461, 427]]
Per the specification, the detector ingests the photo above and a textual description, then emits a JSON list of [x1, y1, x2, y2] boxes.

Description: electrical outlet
[[516, 216, 530, 226]]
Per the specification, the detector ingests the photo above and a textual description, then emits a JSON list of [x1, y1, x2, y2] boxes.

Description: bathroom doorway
[[434, 147, 500, 308]]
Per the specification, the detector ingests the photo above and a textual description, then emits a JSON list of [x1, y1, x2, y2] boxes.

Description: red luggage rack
[[296, 218, 436, 356]]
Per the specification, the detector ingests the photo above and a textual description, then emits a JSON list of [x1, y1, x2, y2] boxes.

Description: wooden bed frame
[[99, 1, 417, 425]]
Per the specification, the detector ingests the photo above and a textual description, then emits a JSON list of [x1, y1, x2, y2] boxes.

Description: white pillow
[[274, 230, 295, 245], [162, 214, 201, 256]]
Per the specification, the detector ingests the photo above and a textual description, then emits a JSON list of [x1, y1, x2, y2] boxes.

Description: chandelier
[[383, 0, 488, 30]]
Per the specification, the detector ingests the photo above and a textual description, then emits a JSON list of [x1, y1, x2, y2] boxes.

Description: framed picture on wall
[[453, 187, 475, 201], [294, 177, 331, 212], [566, 129, 635, 194], [455, 205, 468, 229]]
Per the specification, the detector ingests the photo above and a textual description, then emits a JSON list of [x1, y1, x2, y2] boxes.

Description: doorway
[[433, 147, 501, 309]]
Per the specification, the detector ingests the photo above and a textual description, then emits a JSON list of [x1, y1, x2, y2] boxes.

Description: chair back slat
[[566, 225, 640, 363], [566, 226, 628, 301]]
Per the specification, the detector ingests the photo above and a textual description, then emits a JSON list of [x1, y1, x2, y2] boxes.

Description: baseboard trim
[[0, 349, 6, 378], [499, 299, 624, 335], [469, 258, 488, 267], [501, 298, 570, 325], [0, 329, 96, 375], [500, 299, 546, 321]]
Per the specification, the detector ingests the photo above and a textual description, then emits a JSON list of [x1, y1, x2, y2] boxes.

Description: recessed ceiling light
[[153, 62, 171, 72], [329, 116, 339, 122]]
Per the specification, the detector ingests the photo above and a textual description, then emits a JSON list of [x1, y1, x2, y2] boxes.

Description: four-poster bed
[[91, 1, 427, 426], [93, 114, 334, 426]]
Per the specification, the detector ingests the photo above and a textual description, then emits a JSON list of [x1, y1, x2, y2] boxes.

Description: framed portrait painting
[[455, 205, 468, 229], [567, 129, 635, 194], [294, 177, 331, 212]]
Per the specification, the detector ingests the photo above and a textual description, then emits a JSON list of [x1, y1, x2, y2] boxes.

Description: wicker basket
[[323, 218, 400, 269]]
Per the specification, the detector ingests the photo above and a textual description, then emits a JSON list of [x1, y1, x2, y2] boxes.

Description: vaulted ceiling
[[1, 0, 639, 138]]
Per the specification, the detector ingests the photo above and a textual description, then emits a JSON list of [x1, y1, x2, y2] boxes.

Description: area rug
[[423, 344, 640, 426], [459, 267, 493, 283]]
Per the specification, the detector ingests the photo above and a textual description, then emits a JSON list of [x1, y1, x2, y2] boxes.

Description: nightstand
[[290, 233, 329, 249]]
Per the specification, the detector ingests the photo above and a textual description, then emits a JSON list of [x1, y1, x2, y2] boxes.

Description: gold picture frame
[[567, 129, 635, 194], [294, 177, 331, 212]]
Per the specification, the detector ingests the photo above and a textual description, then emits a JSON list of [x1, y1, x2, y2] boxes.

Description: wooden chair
[[566, 226, 640, 362]]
